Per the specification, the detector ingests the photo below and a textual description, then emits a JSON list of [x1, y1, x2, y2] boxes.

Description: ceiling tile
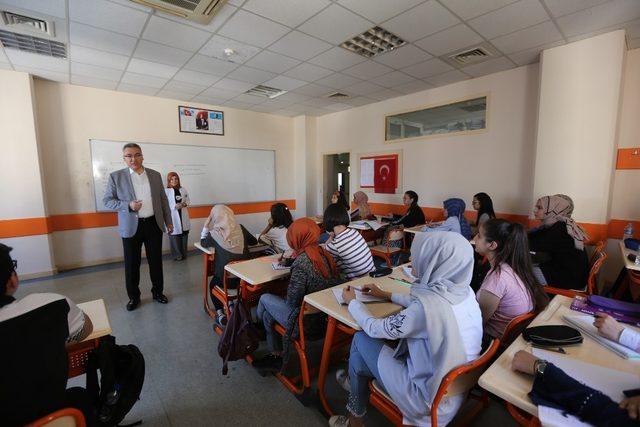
[[224, 99, 255, 109], [117, 83, 158, 95], [629, 38, 640, 49], [542, 0, 610, 18], [342, 96, 376, 106], [283, 62, 334, 82], [228, 65, 277, 84], [0, 49, 8, 63], [462, 56, 514, 77], [268, 31, 332, 61], [70, 22, 138, 56], [324, 102, 352, 112], [298, 4, 373, 45], [337, 0, 424, 23], [173, 69, 222, 86], [627, 19, 640, 39], [218, 10, 290, 48], [199, 35, 261, 64], [244, 50, 301, 73], [301, 97, 336, 107], [70, 45, 129, 70], [439, 0, 519, 20], [556, 0, 640, 38], [142, 16, 211, 52], [71, 62, 123, 81], [264, 75, 307, 90], [371, 71, 417, 88], [120, 72, 168, 88], [259, 98, 296, 109], [71, 75, 118, 90], [156, 90, 193, 101], [491, 20, 563, 54], [212, 77, 255, 92], [402, 58, 454, 78], [200, 86, 240, 100], [162, 80, 209, 96], [373, 44, 432, 68], [425, 70, 470, 86], [507, 40, 564, 65], [69, 0, 149, 37], [368, 88, 402, 101], [293, 83, 333, 96], [108, 0, 153, 13], [315, 72, 361, 89], [191, 94, 228, 105], [382, 1, 460, 42], [155, 4, 238, 33], [0, 0, 66, 18], [468, 0, 550, 40], [414, 24, 484, 56], [242, 0, 330, 27], [308, 46, 367, 71], [274, 91, 311, 102], [133, 40, 192, 67], [5, 50, 67, 72], [342, 60, 393, 79], [346, 80, 385, 95], [232, 93, 267, 104], [393, 79, 434, 94], [248, 104, 278, 113], [127, 58, 179, 79], [18, 67, 68, 83], [184, 55, 239, 76]]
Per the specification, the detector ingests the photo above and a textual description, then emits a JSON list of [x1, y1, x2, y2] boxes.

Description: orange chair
[[506, 403, 542, 427], [543, 249, 608, 298], [500, 311, 537, 351], [368, 339, 501, 427], [370, 226, 406, 267], [66, 339, 101, 378], [26, 408, 86, 427]]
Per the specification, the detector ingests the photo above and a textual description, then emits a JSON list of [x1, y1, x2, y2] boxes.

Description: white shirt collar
[[129, 167, 145, 175]]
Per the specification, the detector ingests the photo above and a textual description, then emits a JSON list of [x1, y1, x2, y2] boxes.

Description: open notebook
[[271, 262, 290, 271], [563, 314, 640, 359], [332, 287, 386, 305]]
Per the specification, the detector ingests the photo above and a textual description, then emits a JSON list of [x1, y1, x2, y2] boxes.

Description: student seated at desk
[[0, 244, 96, 426], [512, 350, 640, 425], [473, 219, 548, 342], [471, 192, 496, 236], [594, 312, 640, 352], [332, 189, 351, 212], [350, 191, 374, 221], [528, 195, 589, 289], [200, 204, 257, 326], [330, 232, 482, 427], [324, 203, 375, 280], [424, 198, 473, 240], [390, 190, 425, 228], [252, 218, 341, 372], [258, 202, 293, 255]]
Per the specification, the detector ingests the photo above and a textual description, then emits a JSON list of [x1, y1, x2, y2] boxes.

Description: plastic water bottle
[[635, 255, 640, 266], [624, 223, 634, 241]]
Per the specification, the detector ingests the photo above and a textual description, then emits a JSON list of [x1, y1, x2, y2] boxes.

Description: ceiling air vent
[[1, 11, 53, 35], [341, 26, 406, 58], [130, 0, 227, 25], [441, 42, 498, 68], [0, 29, 66, 58], [245, 85, 287, 99], [450, 47, 490, 65], [327, 92, 350, 99]]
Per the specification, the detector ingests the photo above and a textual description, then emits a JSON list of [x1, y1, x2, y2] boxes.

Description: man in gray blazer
[[103, 143, 173, 311]]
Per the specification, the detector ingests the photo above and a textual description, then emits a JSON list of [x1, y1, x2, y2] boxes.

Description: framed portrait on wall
[[178, 106, 224, 135]]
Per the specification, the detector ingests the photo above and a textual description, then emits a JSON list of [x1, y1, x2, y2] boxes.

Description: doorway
[[323, 152, 350, 210]]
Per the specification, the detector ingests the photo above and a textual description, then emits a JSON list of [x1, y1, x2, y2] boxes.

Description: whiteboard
[[90, 139, 276, 211]]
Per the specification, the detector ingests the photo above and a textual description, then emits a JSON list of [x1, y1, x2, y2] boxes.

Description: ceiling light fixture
[[340, 26, 406, 58], [223, 47, 235, 58]]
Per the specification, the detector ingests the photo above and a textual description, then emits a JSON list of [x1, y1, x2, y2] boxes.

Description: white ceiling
[[0, 0, 638, 117]]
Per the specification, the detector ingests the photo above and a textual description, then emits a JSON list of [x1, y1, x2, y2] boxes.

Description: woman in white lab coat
[[165, 172, 191, 260]]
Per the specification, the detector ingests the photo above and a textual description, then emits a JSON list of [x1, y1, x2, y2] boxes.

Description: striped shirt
[[326, 228, 375, 280]]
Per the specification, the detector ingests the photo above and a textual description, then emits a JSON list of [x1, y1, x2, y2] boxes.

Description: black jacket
[[392, 204, 426, 228]]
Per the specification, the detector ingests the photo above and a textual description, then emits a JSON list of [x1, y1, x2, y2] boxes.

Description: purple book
[[570, 295, 640, 325]]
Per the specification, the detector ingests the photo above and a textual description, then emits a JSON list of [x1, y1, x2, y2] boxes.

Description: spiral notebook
[[563, 314, 640, 359]]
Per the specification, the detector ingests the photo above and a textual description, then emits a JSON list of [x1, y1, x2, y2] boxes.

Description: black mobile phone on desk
[[369, 267, 392, 277]]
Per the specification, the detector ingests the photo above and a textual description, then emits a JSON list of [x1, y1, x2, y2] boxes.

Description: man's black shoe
[[152, 293, 169, 304], [126, 298, 140, 311]]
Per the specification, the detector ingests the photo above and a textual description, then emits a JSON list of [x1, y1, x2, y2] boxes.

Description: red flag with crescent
[[374, 156, 397, 193]]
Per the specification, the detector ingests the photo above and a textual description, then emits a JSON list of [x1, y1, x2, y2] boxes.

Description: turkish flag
[[374, 156, 397, 194]]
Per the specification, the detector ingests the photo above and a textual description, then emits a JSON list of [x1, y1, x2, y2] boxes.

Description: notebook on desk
[[563, 314, 640, 359], [332, 287, 386, 305]]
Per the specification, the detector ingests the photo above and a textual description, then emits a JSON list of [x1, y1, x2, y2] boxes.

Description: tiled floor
[[18, 253, 517, 426]]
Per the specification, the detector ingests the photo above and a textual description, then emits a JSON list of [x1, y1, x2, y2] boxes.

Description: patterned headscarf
[[444, 198, 472, 240], [286, 218, 338, 279], [536, 194, 588, 250], [207, 204, 244, 254], [353, 191, 372, 218]]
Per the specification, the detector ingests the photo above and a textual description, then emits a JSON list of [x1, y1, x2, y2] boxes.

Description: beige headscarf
[[207, 204, 244, 254], [353, 191, 372, 218], [537, 194, 588, 250]]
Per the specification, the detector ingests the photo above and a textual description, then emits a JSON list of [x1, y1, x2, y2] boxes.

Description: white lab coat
[[165, 187, 191, 235]]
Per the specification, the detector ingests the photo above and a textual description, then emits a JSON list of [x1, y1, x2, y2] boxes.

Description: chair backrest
[[586, 250, 607, 295], [430, 339, 501, 427], [26, 408, 86, 427], [589, 240, 606, 267], [501, 311, 537, 349], [387, 227, 405, 243]]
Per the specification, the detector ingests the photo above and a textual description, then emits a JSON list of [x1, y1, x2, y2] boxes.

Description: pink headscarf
[[537, 195, 588, 250], [353, 191, 372, 219]]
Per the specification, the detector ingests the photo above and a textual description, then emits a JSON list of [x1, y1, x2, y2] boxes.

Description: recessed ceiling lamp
[[340, 26, 406, 58], [223, 47, 235, 58]]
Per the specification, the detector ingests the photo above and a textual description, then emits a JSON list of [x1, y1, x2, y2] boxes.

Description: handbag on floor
[[217, 295, 260, 375]]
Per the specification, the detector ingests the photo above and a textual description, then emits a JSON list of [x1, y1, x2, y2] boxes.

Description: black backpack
[[217, 296, 260, 375], [87, 335, 145, 426]]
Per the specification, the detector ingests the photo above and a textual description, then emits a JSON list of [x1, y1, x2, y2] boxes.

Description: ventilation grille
[[131, 0, 226, 24], [449, 47, 491, 65], [158, 0, 200, 11], [0, 29, 66, 58], [341, 26, 405, 58], [245, 85, 287, 99], [327, 92, 350, 99]]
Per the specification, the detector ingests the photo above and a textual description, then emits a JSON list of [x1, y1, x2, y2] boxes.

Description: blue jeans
[[346, 332, 385, 417], [256, 293, 292, 353]]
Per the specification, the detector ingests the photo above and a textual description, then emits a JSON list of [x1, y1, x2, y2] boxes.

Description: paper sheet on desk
[[402, 265, 417, 282], [563, 314, 640, 359], [332, 288, 386, 305], [531, 348, 640, 402], [365, 220, 383, 231], [538, 406, 592, 427]]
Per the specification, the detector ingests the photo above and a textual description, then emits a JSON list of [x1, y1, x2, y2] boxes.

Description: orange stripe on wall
[[0, 217, 51, 238]]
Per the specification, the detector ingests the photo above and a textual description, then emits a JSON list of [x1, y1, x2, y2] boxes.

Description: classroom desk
[[611, 241, 640, 300], [478, 295, 640, 420], [620, 240, 640, 272], [224, 254, 290, 286], [67, 299, 112, 378], [349, 220, 388, 243], [304, 266, 413, 416]]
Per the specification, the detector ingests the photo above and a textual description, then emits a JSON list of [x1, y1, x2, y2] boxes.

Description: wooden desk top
[[304, 265, 413, 330], [194, 241, 269, 256], [224, 254, 290, 286], [620, 240, 640, 272], [404, 225, 425, 234], [478, 295, 640, 417], [77, 299, 112, 341]]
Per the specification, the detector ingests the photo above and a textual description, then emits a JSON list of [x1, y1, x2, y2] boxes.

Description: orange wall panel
[[616, 148, 640, 169]]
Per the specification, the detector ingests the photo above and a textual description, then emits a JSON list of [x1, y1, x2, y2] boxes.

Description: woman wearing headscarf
[[252, 218, 341, 373], [329, 232, 483, 427], [350, 191, 374, 221], [528, 194, 589, 289], [425, 198, 473, 240], [200, 204, 257, 326], [165, 172, 191, 261]]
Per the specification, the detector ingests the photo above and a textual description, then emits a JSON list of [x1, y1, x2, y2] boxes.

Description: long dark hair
[[481, 219, 548, 311], [405, 190, 419, 209], [474, 192, 496, 226], [271, 203, 293, 228], [336, 190, 349, 211]]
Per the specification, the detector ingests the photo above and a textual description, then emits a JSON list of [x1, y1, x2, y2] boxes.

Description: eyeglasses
[[123, 154, 143, 159], [12, 259, 17, 270]]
